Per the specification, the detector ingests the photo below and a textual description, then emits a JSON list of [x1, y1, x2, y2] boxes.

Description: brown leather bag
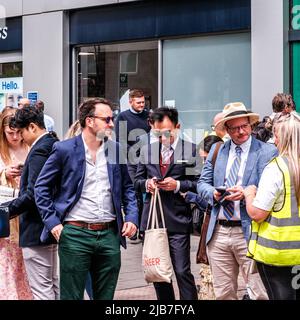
[[196, 142, 223, 265]]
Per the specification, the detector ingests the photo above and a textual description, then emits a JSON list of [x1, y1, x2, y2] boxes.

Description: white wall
[[23, 11, 69, 138], [1, 0, 139, 17], [251, 0, 289, 117], [0, 0, 22, 18]]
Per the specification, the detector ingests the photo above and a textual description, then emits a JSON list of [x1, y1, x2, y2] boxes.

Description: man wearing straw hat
[[198, 102, 278, 300]]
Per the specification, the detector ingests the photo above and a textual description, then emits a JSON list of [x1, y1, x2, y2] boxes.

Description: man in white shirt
[[198, 102, 278, 300], [35, 98, 138, 300]]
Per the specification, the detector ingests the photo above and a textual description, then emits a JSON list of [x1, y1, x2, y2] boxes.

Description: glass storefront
[[163, 33, 251, 140], [0, 61, 22, 78], [75, 41, 158, 114], [75, 33, 251, 141]]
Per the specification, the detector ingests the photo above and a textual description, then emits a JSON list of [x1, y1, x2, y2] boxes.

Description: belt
[[217, 220, 242, 227], [65, 220, 116, 231]]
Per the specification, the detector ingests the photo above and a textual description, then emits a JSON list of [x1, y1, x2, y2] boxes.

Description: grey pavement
[[114, 235, 246, 300]]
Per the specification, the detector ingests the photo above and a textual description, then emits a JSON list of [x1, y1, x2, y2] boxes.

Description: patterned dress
[[0, 157, 33, 300]]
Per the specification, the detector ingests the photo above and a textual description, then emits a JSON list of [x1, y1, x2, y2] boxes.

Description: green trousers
[[58, 224, 121, 300]]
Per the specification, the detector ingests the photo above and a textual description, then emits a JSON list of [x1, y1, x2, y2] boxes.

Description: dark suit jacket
[[134, 139, 200, 233], [34, 134, 139, 249], [127, 132, 151, 182], [8, 133, 58, 247]]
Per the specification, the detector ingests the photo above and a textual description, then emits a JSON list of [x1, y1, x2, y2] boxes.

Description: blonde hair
[[273, 113, 300, 205], [64, 120, 81, 140], [0, 107, 18, 165]]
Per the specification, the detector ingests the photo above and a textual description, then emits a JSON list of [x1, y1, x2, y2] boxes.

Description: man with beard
[[35, 98, 138, 300]]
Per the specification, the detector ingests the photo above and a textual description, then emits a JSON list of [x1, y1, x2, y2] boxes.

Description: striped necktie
[[223, 145, 242, 220], [161, 145, 173, 165]]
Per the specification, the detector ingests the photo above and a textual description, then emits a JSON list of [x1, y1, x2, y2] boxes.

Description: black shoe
[[242, 293, 251, 300]]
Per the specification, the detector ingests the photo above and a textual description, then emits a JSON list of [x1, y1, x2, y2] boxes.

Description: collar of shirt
[[129, 106, 144, 114], [161, 135, 179, 152], [31, 132, 48, 148], [230, 135, 252, 155], [81, 135, 104, 165]]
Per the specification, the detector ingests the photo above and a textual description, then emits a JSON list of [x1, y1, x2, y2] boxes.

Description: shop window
[[75, 41, 158, 114], [120, 52, 138, 74], [0, 62, 22, 78], [162, 33, 251, 142]]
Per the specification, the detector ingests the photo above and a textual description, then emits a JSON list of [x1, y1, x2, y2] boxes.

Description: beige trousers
[[207, 224, 268, 300], [22, 244, 59, 300]]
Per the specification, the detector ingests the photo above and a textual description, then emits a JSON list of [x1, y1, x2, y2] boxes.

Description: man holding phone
[[198, 102, 278, 300], [6, 106, 59, 300], [135, 107, 200, 300]]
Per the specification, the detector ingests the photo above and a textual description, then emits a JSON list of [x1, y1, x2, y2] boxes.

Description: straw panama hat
[[215, 102, 260, 130]]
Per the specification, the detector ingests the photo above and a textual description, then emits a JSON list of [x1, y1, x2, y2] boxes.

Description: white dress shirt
[[218, 136, 252, 221], [66, 136, 115, 223], [146, 136, 180, 193]]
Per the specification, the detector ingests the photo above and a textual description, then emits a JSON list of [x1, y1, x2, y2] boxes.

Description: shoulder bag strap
[[211, 141, 223, 168]]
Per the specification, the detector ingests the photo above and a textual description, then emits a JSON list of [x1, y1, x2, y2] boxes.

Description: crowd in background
[[0, 90, 299, 300]]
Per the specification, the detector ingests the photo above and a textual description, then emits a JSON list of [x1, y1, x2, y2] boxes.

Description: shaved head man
[[213, 112, 227, 139], [18, 98, 31, 109]]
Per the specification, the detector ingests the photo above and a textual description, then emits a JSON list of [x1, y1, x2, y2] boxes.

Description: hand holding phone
[[16, 163, 24, 170], [215, 186, 227, 194], [215, 186, 231, 205]]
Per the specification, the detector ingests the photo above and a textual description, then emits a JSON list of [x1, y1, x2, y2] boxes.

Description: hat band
[[224, 110, 251, 118]]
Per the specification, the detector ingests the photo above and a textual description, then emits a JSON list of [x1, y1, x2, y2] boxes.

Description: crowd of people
[[0, 90, 299, 300]]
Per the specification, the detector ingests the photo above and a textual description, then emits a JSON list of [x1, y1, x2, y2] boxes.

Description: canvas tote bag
[[142, 187, 173, 283]]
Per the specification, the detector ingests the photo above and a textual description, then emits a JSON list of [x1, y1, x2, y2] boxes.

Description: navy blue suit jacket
[[197, 137, 278, 244], [34, 134, 139, 248], [8, 133, 58, 247], [134, 139, 200, 233]]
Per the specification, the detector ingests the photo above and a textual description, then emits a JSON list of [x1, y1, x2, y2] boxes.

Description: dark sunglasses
[[93, 116, 114, 124], [153, 130, 172, 138]]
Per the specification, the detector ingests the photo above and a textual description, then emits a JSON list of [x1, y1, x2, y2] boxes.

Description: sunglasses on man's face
[[92, 116, 114, 124], [153, 130, 173, 138]]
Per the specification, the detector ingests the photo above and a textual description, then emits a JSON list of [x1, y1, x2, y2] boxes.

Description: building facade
[[0, 0, 292, 139]]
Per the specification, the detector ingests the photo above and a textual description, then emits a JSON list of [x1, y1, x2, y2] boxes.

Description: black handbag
[[191, 204, 204, 236], [0, 205, 10, 238]]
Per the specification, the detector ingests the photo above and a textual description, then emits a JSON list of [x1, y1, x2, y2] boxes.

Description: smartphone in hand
[[153, 177, 164, 183], [17, 163, 24, 170], [215, 186, 227, 194], [215, 186, 231, 205]]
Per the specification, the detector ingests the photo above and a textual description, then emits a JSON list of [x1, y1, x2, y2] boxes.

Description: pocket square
[[176, 159, 188, 164]]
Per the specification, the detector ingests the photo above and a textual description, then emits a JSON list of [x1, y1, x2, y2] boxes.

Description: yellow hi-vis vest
[[247, 156, 300, 266]]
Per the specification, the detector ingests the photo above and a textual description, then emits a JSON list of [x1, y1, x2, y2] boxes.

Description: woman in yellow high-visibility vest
[[243, 112, 300, 300]]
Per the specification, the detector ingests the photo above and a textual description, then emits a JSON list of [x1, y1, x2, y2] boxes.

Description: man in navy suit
[[198, 102, 278, 300], [8, 106, 59, 300], [135, 107, 199, 300], [35, 98, 138, 300]]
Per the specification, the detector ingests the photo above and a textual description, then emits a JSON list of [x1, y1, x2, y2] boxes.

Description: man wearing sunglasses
[[35, 98, 138, 300], [135, 107, 200, 300]]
